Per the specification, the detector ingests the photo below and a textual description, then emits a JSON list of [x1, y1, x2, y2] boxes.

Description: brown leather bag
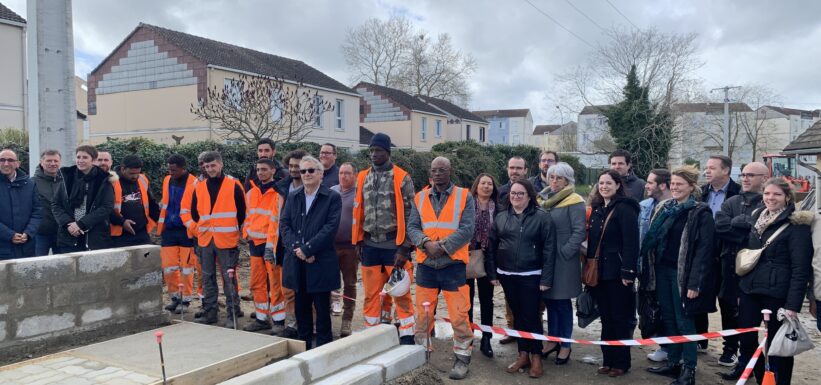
[[582, 209, 614, 287]]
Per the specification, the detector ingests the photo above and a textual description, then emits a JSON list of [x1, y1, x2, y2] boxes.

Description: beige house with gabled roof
[[0, 3, 26, 130]]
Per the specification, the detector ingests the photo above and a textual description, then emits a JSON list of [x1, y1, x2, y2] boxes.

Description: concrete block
[[123, 245, 161, 272], [137, 299, 161, 313], [77, 250, 129, 274], [0, 262, 8, 291], [81, 307, 113, 324], [291, 324, 398, 381], [0, 320, 5, 342], [28, 372, 69, 384], [52, 280, 111, 307], [0, 286, 50, 315], [310, 365, 382, 385], [363, 344, 426, 381], [10, 255, 76, 288], [120, 271, 162, 291], [15, 313, 75, 338], [218, 359, 305, 385]]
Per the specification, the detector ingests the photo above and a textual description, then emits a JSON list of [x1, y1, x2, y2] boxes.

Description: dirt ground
[[168, 250, 821, 385]]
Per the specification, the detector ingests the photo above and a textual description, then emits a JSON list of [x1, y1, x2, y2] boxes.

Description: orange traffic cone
[[761, 309, 776, 385]]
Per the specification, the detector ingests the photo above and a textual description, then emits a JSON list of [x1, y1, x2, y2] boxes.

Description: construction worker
[[243, 138, 287, 192], [407, 156, 475, 380], [184, 153, 208, 318], [158, 154, 198, 314], [352, 132, 416, 345], [95, 150, 113, 174], [242, 158, 285, 333], [110, 154, 159, 247], [181, 151, 246, 328]]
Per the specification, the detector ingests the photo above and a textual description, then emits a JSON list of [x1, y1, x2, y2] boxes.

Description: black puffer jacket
[[739, 204, 813, 311], [485, 205, 556, 288], [33, 165, 63, 235], [588, 196, 640, 281], [52, 165, 114, 250]]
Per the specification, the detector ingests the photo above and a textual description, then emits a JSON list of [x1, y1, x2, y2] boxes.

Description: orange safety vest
[[244, 184, 283, 249], [181, 175, 243, 248], [414, 186, 470, 264], [111, 174, 156, 236], [352, 166, 409, 246], [156, 173, 197, 235]]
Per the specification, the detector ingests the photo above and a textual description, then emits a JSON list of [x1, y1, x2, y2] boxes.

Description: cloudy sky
[[6, 0, 821, 124]]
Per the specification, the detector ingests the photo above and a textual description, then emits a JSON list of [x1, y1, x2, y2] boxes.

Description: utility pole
[[710, 85, 741, 157]]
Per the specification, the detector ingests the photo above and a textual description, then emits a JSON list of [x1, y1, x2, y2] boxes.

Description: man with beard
[[529, 150, 558, 193]]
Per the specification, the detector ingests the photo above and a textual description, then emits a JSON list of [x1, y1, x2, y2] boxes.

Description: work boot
[[194, 308, 218, 325], [270, 321, 286, 336], [174, 301, 190, 315], [528, 353, 543, 378], [506, 351, 530, 373], [670, 367, 695, 385], [479, 334, 494, 358], [243, 319, 270, 332], [647, 363, 682, 378], [224, 317, 236, 330], [449, 354, 470, 380], [340, 320, 352, 337], [278, 326, 298, 339], [399, 335, 415, 345], [194, 308, 205, 318], [164, 297, 180, 312], [720, 363, 745, 381]]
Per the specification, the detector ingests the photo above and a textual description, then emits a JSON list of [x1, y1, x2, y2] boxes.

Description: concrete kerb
[[362, 344, 426, 381], [310, 364, 382, 385], [218, 359, 305, 385], [290, 324, 399, 381]]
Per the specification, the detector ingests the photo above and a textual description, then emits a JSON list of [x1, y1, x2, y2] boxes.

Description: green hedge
[[96, 138, 588, 196]]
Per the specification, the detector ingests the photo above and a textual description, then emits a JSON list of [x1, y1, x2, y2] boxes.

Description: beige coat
[[810, 214, 821, 300]]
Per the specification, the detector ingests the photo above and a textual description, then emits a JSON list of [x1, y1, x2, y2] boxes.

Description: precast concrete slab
[[0, 322, 304, 385]]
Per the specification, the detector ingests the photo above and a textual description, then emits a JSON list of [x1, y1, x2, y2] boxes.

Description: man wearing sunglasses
[[0, 149, 41, 260], [716, 161, 770, 380]]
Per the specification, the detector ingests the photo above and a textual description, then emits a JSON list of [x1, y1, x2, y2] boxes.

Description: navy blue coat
[[281, 184, 342, 293], [0, 169, 42, 259]]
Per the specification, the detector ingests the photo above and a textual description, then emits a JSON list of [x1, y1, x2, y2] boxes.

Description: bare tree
[[398, 33, 477, 107], [190, 73, 334, 144], [341, 16, 411, 88], [736, 85, 782, 160]]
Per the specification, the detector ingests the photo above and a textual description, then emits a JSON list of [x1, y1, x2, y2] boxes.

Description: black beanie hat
[[369, 133, 391, 152]]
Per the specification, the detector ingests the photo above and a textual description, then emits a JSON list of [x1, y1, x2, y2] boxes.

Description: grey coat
[[542, 194, 586, 300]]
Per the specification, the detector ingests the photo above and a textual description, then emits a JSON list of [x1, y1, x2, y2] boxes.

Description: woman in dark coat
[[467, 173, 498, 358], [587, 170, 640, 378], [642, 166, 715, 385], [52, 145, 114, 252], [734, 178, 813, 385], [280, 155, 342, 349], [486, 179, 555, 379], [536, 162, 585, 364]]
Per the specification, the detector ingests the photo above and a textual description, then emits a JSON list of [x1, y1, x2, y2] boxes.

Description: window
[[512, 135, 520, 145], [499, 121, 503, 128], [435, 120, 442, 137], [421, 117, 428, 141], [224, 78, 243, 110], [335, 99, 344, 130], [480, 127, 485, 142], [270, 89, 283, 121], [466, 124, 471, 140], [314, 95, 324, 128]]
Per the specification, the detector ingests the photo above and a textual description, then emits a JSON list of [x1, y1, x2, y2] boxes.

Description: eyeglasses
[[0, 158, 18, 163], [319, 151, 335, 156], [509, 191, 526, 198], [300, 168, 317, 174], [740, 173, 766, 178]]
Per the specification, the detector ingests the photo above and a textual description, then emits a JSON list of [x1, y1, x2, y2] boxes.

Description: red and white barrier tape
[[736, 337, 767, 385], [439, 317, 761, 346]]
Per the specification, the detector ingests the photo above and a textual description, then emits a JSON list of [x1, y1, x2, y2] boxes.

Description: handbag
[[735, 222, 790, 276], [582, 210, 615, 287], [466, 249, 486, 279], [769, 308, 815, 357], [576, 288, 599, 328]]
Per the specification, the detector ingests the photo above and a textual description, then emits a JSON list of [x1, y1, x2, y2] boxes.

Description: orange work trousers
[[361, 261, 415, 338], [249, 256, 288, 322], [161, 246, 196, 302], [415, 284, 474, 356]]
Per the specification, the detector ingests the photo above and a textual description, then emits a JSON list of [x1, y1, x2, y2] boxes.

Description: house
[[670, 102, 755, 166], [782, 119, 821, 198], [757, 106, 820, 154], [355, 82, 450, 150], [417, 95, 488, 143], [0, 3, 26, 130], [576, 105, 613, 168], [472, 109, 533, 146], [87, 23, 361, 148], [531, 122, 577, 152]]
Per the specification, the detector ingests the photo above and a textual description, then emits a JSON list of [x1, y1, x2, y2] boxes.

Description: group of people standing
[[0, 131, 818, 384]]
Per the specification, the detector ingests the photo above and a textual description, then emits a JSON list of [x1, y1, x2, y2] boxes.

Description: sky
[[6, 0, 821, 125]]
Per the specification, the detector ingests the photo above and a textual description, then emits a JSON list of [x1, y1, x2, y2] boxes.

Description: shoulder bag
[[735, 222, 790, 276], [582, 209, 614, 287]]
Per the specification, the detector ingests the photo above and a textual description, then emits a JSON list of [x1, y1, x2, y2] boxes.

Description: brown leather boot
[[528, 353, 543, 378], [506, 351, 530, 373]]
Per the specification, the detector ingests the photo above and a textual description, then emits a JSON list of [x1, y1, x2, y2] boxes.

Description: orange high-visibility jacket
[[244, 184, 283, 250], [180, 175, 243, 248], [413, 186, 470, 264], [156, 173, 197, 235], [111, 174, 156, 236], [351, 166, 409, 246]]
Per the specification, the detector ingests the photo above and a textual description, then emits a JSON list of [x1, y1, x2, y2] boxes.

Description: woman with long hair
[[486, 179, 555, 378], [587, 170, 640, 377], [467, 173, 499, 358]]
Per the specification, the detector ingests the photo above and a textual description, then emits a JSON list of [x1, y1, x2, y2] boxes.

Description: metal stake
[[155, 331, 167, 385]]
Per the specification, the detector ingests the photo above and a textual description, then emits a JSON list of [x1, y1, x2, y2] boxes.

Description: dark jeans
[[738, 291, 793, 385], [467, 276, 494, 337], [592, 279, 635, 371], [199, 242, 240, 314], [161, 227, 194, 247], [35, 233, 57, 256], [544, 298, 573, 348], [295, 290, 332, 349], [112, 231, 151, 248], [718, 296, 739, 354], [656, 266, 697, 369], [499, 274, 543, 354]]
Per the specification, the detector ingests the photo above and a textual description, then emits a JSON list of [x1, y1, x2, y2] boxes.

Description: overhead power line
[[604, 0, 639, 30], [522, 0, 595, 48], [563, 0, 605, 31]]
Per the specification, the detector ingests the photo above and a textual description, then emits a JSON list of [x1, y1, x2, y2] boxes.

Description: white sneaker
[[332, 301, 342, 316], [647, 348, 669, 362]]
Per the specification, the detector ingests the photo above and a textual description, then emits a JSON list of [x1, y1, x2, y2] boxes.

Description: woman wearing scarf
[[536, 162, 585, 365], [736, 178, 812, 385], [642, 166, 715, 385], [467, 173, 498, 358]]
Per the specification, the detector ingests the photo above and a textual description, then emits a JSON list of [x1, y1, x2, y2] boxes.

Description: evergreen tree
[[604, 65, 673, 178]]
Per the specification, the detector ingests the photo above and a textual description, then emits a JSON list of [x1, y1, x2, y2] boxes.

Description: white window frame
[[270, 89, 283, 122], [421, 117, 428, 141], [223, 78, 243, 110], [435, 119, 442, 138], [314, 95, 324, 128], [335, 99, 344, 131]]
